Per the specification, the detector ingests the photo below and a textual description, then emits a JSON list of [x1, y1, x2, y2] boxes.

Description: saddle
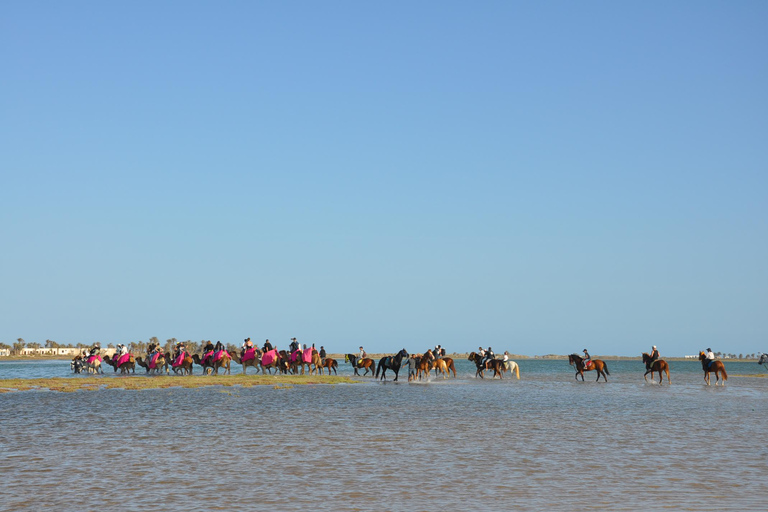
[[584, 360, 592, 369]]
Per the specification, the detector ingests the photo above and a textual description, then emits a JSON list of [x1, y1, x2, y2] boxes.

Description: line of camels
[[78, 349, 730, 386]]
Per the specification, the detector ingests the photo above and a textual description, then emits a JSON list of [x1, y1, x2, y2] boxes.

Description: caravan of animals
[[71, 338, 733, 386]]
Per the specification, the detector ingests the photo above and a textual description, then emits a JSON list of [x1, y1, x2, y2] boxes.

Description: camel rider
[[214, 340, 225, 354], [174, 342, 185, 360], [289, 338, 299, 353], [263, 339, 273, 352], [583, 349, 592, 368], [89, 343, 101, 357], [705, 348, 716, 367], [242, 338, 253, 358], [117, 344, 128, 358], [647, 345, 659, 369]]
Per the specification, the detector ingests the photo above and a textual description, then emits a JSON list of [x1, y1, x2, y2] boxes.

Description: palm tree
[[13, 338, 26, 355]]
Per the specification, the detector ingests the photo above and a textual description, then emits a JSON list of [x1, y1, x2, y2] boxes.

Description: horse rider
[[582, 349, 592, 368], [481, 347, 495, 369], [358, 346, 367, 362], [263, 339, 273, 352], [319, 346, 327, 359], [647, 345, 660, 369], [705, 348, 716, 367]]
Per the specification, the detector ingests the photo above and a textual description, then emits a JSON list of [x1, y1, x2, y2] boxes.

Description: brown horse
[[103, 353, 135, 374], [568, 354, 609, 382], [230, 348, 263, 375], [430, 358, 450, 379], [167, 351, 194, 376], [699, 351, 727, 386], [345, 354, 376, 376], [642, 353, 670, 385], [434, 357, 457, 378], [318, 358, 338, 375], [414, 352, 434, 380]]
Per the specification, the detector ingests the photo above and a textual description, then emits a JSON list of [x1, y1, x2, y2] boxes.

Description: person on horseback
[[705, 348, 716, 368], [647, 345, 659, 369], [582, 349, 591, 368], [263, 339, 273, 352], [358, 346, 367, 361], [481, 347, 494, 369], [319, 346, 326, 359]]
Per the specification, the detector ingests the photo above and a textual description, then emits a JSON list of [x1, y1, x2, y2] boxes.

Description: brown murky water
[[1, 361, 767, 511]]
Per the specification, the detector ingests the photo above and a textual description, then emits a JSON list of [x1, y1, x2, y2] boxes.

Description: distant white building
[[0, 348, 9, 357]]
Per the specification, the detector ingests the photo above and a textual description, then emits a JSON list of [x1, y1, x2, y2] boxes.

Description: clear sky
[[2, 1, 766, 356]]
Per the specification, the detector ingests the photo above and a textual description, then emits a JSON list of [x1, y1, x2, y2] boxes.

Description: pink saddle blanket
[[149, 352, 162, 369], [87, 355, 103, 364], [117, 353, 132, 366], [172, 352, 186, 367], [242, 348, 257, 362], [202, 350, 214, 364], [262, 349, 278, 366], [290, 350, 302, 363], [302, 349, 314, 363], [213, 350, 227, 363]]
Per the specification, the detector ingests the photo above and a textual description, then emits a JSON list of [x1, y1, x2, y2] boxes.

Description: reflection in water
[[1, 370, 767, 511]]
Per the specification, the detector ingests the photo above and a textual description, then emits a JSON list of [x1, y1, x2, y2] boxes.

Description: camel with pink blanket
[[103, 353, 135, 374], [231, 347, 262, 374]]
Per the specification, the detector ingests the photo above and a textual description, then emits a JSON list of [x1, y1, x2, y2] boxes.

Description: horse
[[758, 353, 768, 371], [231, 347, 263, 375], [434, 356, 457, 378], [103, 353, 135, 374], [699, 351, 727, 386], [414, 352, 434, 381], [167, 351, 194, 376], [468, 352, 487, 378], [345, 354, 376, 377], [319, 358, 338, 375], [468, 352, 505, 379], [375, 349, 409, 381], [430, 358, 450, 379], [642, 352, 670, 385], [568, 354, 609, 382]]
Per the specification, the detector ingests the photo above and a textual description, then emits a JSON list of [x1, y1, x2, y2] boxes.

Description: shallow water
[[1, 359, 766, 511]]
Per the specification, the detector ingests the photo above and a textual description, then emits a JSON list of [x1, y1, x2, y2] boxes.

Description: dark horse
[[467, 352, 504, 379], [642, 352, 670, 385], [375, 349, 409, 381], [568, 354, 609, 382], [345, 354, 376, 376], [699, 351, 727, 386]]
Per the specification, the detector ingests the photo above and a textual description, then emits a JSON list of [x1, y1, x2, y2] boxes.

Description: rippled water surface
[[1, 359, 767, 511]]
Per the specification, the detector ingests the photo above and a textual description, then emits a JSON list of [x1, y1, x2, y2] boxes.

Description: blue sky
[[2, 1, 766, 356]]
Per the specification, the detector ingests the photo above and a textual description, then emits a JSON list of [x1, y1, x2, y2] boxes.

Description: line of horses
[[72, 349, 733, 386]]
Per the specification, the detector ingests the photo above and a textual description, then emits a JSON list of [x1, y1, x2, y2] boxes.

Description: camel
[[103, 353, 135, 374], [166, 351, 194, 376], [230, 348, 262, 375], [136, 353, 169, 375]]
